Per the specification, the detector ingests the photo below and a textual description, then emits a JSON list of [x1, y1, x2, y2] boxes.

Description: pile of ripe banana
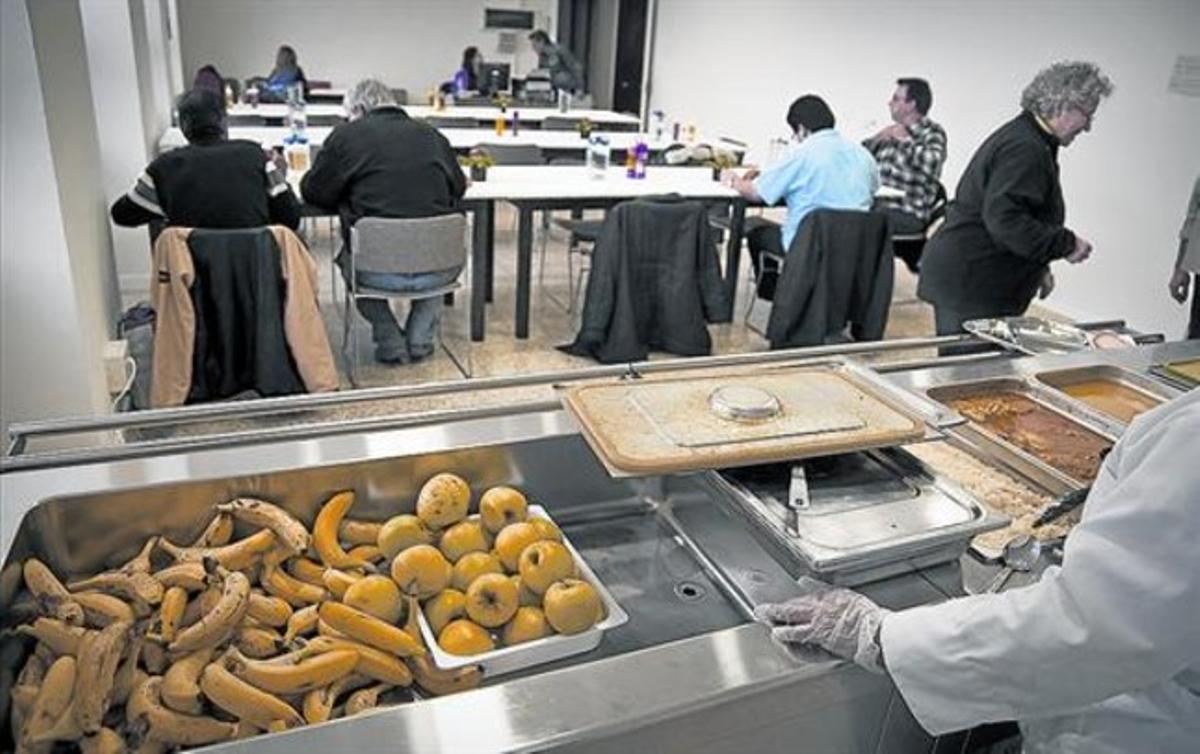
[[2, 488, 483, 752]]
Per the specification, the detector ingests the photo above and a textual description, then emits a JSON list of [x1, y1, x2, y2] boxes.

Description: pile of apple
[[383, 473, 605, 656]]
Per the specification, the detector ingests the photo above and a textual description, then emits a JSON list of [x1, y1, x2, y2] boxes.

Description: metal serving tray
[[1035, 364, 1177, 425], [926, 377, 1122, 490], [417, 505, 629, 677], [964, 317, 1090, 355], [699, 448, 1006, 586]]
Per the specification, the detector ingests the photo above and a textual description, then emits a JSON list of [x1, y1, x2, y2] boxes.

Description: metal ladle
[[984, 535, 1042, 593]]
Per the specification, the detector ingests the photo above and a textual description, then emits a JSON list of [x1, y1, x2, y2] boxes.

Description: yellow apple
[[438, 619, 494, 655], [509, 575, 541, 607], [502, 606, 552, 646], [543, 578, 603, 635], [377, 514, 433, 559], [517, 540, 576, 595], [451, 551, 504, 592], [343, 574, 403, 624], [493, 522, 542, 573], [465, 573, 519, 628], [416, 473, 471, 530], [527, 517, 563, 543], [438, 520, 491, 563], [423, 588, 468, 635], [479, 487, 528, 534], [389, 544, 452, 599]]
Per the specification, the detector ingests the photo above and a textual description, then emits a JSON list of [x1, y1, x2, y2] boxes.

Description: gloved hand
[[754, 576, 889, 674]]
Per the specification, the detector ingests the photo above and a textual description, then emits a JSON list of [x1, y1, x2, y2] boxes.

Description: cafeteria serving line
[[2, 1, 1198, 753]]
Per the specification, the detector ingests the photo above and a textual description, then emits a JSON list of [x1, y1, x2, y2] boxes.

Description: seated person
[[253, 45, 307, 102], [111, 89, 301, 231], [192, 64, 227, 109], [528, 29, 584, 93], [726, 95, 879, 298], [301, 79, 467, 365], [863, 77, 948, 236], [453, 46, 484, 96]]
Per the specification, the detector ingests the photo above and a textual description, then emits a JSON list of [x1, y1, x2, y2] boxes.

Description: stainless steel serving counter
[[2, 339, 1194, 753]]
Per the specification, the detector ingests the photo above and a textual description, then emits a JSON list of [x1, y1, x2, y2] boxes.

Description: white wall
[[650, 0, 1200, 338], [177, 0, 556, 99], [1, 0, 111, 437]]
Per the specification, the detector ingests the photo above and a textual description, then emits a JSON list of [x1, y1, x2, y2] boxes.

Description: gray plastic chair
[[423, 115, 479, 129], [474, 143, 544, 165], [540, 116, 587, 131], [344, 215, 471, 381]]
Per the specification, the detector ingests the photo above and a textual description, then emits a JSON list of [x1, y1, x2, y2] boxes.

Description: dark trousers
[[745, 217, 785, 300], [934, 302, 1024, 356], [1190, 274, 1200, 340]]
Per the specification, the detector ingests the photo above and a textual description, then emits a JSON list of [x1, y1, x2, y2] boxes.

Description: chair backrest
[[540, 116, 585, 131], [351, 215, 467, 276], [423, 116, 479, 129], [474, 143, 544, 165]]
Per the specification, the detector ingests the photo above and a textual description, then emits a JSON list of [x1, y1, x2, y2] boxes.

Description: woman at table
[[260, 44, 307, 102], [453, 46, 483, 96]]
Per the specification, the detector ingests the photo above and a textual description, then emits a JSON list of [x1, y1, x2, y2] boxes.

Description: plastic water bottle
[[587, 135, 610, 179], [634, 140, 648, 179]]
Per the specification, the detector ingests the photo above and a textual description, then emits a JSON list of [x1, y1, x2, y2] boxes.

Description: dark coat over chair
[[766, 209, 894, 349], [562, 196, 728, 363]]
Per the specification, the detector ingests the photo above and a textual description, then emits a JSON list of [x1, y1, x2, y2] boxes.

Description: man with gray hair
[[916, 61, 1113, 353], [302, 79, 466, 364]]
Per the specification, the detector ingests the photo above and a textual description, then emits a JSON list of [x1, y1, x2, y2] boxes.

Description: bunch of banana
[[4, 485, 489, 751]]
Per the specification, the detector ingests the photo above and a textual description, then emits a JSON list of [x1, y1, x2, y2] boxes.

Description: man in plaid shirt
[[864, 78, 947, 237]]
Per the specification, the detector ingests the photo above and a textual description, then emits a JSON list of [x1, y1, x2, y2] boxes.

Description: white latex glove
[[753, 576, 889, 674]]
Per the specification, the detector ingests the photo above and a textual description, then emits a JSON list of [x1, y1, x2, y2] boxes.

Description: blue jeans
[[347, 263, 462, 357]]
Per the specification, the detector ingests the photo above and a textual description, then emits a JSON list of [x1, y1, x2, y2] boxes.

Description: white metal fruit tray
[[417, 505, 629, 677]]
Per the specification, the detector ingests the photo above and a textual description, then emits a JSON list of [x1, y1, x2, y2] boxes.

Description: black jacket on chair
[[765, 210, 893, 349], [562, 196, 728, 363], [186, 229, 306, 402]]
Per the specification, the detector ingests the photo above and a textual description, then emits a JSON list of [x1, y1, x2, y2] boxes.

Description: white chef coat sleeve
[[880, 393, 1200, 735]]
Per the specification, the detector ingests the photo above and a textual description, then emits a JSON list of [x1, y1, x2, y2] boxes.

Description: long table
[[462, 166, 744, 341], [158, 126, 746, 160], [228, 102, 641, 129]]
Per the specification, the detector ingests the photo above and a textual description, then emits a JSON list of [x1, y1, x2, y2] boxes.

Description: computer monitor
[[479, 62, 511, 94]]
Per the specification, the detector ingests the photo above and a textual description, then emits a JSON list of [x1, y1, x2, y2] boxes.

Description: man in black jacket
[[302, 79, 467, 364], [917, 61, 1112, 353], [111, 89, 301, 231]]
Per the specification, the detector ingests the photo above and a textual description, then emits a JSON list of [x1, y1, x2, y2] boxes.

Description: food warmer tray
[[964, 316, 1090, 355], [1034, 364, 1179, 425], [698, 447, 1007, 586]]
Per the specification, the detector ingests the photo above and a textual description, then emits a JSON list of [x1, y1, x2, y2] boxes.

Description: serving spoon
[[984, 535, 1042, 593]]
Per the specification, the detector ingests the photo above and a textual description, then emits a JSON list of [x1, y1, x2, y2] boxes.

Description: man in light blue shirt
[[727, 95, 879, 299]]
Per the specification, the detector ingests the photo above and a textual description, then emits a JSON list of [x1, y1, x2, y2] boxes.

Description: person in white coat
[[756, 387, 1200, 753]]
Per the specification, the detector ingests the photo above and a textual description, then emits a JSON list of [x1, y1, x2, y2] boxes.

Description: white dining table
[[460, 166, 744, 340], [227, 102, 641, 128]]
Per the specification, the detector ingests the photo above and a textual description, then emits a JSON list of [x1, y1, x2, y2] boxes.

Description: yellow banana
[[68, 570, 163, 607], [287, 557, 327, 587], [117, 536, 158, 574], [346, 544, 384, 565], [234, 626, 282, 659], [21, 654, 76, 744], [401, 595, 421, 642], [16, 650, 47, 686], [282, 604, 318, 644], [16, 617, 86, 656], [156, 529, 276, 572], [407, 654, 483, 697], [224, 646, 359, 695], [168, 570, 249, 653], [27, 696, 84, 744], [261, 564, 327, 607], [216, 498, 310, 556], [157, 586, 187, 643], [160, 647, 211, 715], [80, 727, 126, 754], [74, 591, 138, 628], [151, 562, 206, 592], [190, 512, 234, 548], [321, 568, 362, 599], [313, 491, 374, 570], [179, 586, 221, 629], [111, 639, 143, 706], [296, 636, 413, 686], [301, 672, 372, 725], [317, 602, 424, 657], [198, 662, 304, 731], [23, 558, 85, 626], [74, 619, 133, 733], [344, 682, 391, 716], [316, 618, 349, 639], [126, 675, 238, 746], [339, 518, 382, 546], [246, 591, 292, 627]]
